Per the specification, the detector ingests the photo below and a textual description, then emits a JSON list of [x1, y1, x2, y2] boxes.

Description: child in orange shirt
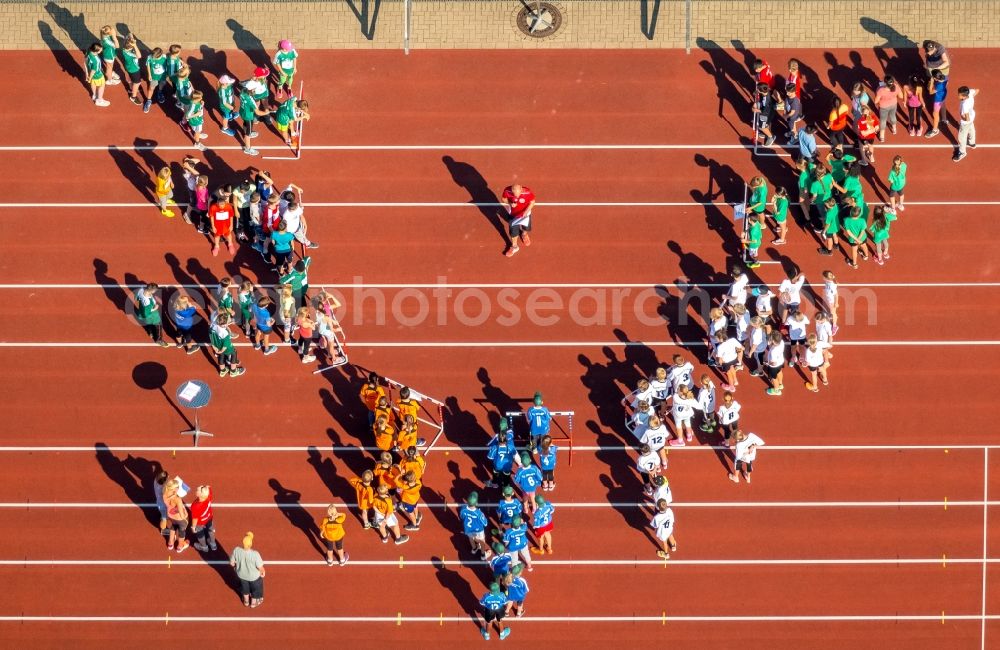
[[348, 470, 375, 529], [395, 470, 424, 531], [359, 372, 385, 428], [373, 415, 397, 454], [318, 504, 348, 566], [372, 484, 408, 545], [395, 386, 420, 426], [399, 446, 426, 481], [396, 414, 418, 454], [372, 452, 400, 490]]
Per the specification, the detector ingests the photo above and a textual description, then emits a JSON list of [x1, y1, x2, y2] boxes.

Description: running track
[[0, 47, 998, 647]]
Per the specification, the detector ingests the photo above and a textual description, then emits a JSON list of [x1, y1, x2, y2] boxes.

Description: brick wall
[[6, 1, 999, 51]]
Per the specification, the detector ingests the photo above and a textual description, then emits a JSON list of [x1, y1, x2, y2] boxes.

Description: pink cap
[[218, 75, 235, 85], [279, 39, 293, 51], [254, 66, 268, 78]]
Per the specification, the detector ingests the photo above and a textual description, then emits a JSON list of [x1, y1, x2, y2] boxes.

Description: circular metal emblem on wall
[[516, 2, 563, 38]]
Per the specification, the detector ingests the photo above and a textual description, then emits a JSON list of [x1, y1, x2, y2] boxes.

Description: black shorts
[[168, 517, 187, 534], [765, 364, 782, 380], [484, 608, 505, 623], [889, 189, 903, 198], [722, 421, 739, 437], [542, 469, 554, 481], [274, 250, 292, 266], [735, 459, 754, 473], [323, 538, 344, 551], [128, 69, 142, 84], [756, 113, 772, 129], [785, 302, 800, 315], [808, 364, 822, 372], [720, 359, 737, 372], [790, 336, 806, 345]]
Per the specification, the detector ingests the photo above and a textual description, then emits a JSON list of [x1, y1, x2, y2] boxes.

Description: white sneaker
[[95, 99, 110, 107]]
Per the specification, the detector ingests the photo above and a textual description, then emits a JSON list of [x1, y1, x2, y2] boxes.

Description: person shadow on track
[[94, 443, 162, 529], [442, 156, 511, 250], [306, 445, 355, 504], [269, 478, 324, 557], [37, 21, 85, 88], [431, 556, 482, 626]]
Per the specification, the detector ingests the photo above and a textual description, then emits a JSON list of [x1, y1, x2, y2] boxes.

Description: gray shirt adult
[[230, 547, 264, 581]]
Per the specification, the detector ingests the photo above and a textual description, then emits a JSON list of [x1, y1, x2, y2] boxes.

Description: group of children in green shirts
[[85, 29, 309, 157], [742, 147, 906, 268]]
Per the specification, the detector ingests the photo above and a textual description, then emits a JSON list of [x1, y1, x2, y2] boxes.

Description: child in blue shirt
[[486, 420, 517, 489], [532, 495, 555, 555], [503, 516, 532, 572], [172, 295, 198, 354], [526, 391, 551, 447], [534, 434, 559, 492], [504, 564, 530, 618], [458, 491, 492, 559], [480, 582, 511, 640], [514, 453, 543, 517], [489, 542, 512, 579], [495, 486, 523, 530]]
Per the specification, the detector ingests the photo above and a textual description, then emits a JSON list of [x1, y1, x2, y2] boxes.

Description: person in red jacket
[[500, 183, 536, 257], [208, 195, 236, 257], [190, 485, 217, 552]]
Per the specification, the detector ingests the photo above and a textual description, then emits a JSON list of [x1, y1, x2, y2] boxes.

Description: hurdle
[[504, 408, 575, 466], [384, 376, 446, 457]]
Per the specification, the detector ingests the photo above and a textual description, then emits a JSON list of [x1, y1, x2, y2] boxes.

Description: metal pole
[[403, 0, 411, 55], [685, 0, 692, 54]]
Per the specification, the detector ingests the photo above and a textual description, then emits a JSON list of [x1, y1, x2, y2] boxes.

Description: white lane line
[[2, 201, 1000, 209], [983, 448, 989, 650], [0, 341, 998, 348], [0, 501, 990, 509], [0, 557, 993, 567], [0, 282, 998, 290], [0, 143, 994, 151], [0, 444, 993, 452], [0, 614, 994, 623]]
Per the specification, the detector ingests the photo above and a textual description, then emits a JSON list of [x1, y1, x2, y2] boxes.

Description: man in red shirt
[[499, 183, 535, 257], [208, 195, 235, 256], [190, 485, 216, 552]]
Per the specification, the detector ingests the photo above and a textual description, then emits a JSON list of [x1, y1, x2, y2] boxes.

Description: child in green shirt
[[273, 39, 298, 98], [771, 186, 789, 245], [120, 34, 144, 105], [99, 25, 121, 85], [85, 42, 109, 107], [185, 90, 207, 150], [144, 47, 167, 112], [888, 155, 908, 212], [868, 205, 898, 265]]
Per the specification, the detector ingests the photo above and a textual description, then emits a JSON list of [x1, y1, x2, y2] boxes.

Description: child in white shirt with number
[[822, 270, 840, 335], [650, 499, 677, 559], [745, 316, 768, 377], [697, 374, 717, 433], [803, 333, 833, 391], [707, 308, 728, 367], [667, 354, 695, 393], [649, 366, 671, 417], [668, 385, 702, 446], [784, 311, 810, 366], [649, 475, 672, 507], [716, 392, 741, 443], [635, 444, 662, 496], [640, 416, 670, 467], [815, 311, 834, 361], [721, 265, 750, 316], [714, 332, 742, 392]]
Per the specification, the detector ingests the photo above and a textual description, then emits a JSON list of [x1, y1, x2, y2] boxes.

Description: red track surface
[[1, 46, 999, 647]]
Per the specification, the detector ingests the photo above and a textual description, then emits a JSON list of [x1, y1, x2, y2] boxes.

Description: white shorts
[[375, 512, 398, 528], [672, 413, 692, 429], [510, 548, 530, 565], [467, 531, 486, 543], [656, 526, 675, 542]]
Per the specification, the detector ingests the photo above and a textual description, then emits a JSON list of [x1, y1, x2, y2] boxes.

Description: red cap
[[254, 66, 268, 78]]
